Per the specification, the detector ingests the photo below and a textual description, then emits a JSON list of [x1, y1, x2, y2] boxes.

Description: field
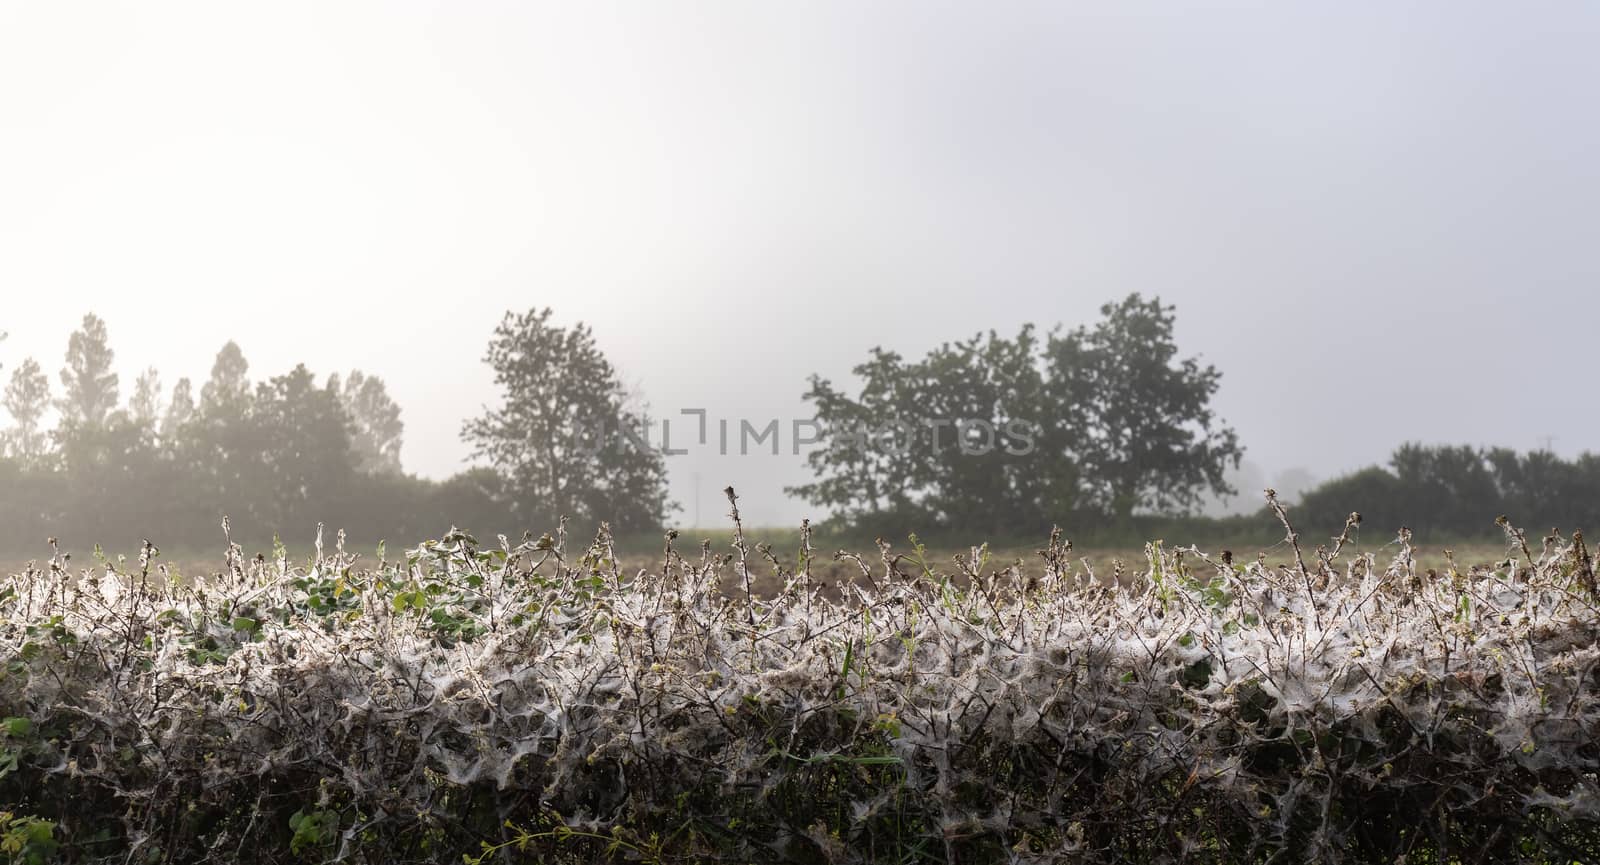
[[2, 512, 1597, 864], [0, 528, 1526, 600]]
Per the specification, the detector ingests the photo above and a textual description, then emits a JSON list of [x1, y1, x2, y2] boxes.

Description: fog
[[3, 2, 1597, 526]]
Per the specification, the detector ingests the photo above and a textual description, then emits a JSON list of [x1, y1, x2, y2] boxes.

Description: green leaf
[[2, 717, 31, 738]]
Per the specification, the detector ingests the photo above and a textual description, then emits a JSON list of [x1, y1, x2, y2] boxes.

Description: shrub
[[0, 505, 1597, 863]]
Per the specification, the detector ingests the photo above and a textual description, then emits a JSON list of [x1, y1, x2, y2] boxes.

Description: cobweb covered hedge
[[2, 505, 1598, 864]]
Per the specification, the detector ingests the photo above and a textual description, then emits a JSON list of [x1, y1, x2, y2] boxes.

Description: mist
[[4, 2, 1598, 526]]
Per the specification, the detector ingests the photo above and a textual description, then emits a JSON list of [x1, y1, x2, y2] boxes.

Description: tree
[[1388, 443, 1499, 535], [1294, 466, 1404, 536], [200, 341, 250, 414], [1044, 294, 1242, 523], [161, 378, 195, 441], [58, 313, 119, 428], [793, 296, 1242, 533], [789, 327, 1064, 534], [789, 347, 924, 523], [182, 342, 260, 525], [252, 364, 356, 529], [130, 367, 163, 429], [333, 370, 404, 475], [462, 308, 671, 533], [1291, 444, 1600, 539], [2, 358, 51, 464], [1485, 446, 1588, 532], [53, 410, 159, 537]]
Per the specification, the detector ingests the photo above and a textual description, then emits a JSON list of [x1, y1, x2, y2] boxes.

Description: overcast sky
[[3, 2, 1598, 526]]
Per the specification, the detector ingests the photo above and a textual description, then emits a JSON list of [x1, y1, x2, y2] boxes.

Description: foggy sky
[[3, 2, 1598, 526]]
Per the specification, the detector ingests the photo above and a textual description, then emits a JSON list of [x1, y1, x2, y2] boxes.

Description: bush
[[1292, 466, 1404, 536], [1294, 443, 1600, 541], [1, 510, 1598, 863]]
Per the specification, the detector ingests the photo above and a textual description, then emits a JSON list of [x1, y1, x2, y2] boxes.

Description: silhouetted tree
[[184, 342, 261, 525], [1295, 466, 1405, 536], [161, 378, 194, 441], [2, 358, 51, 464], [462, 308, 671, 533], [1388, 443, 1499, 535], [1045, 294, 1242, 523], [797, 295, 1240, 533], [1485, 447, 1594, 532], [790, 347, 922, 522], [790, 327, 1063, 534], [252, 364, 356, 530], [0, 318, 575, 552], [54, 410, 159, 539], [49, 317, 161, 541], [427, 466, 505, 530], [333, 370, 404, 474], [130, 367, 163, 429], [1291, 443, 1600, 539], [200, 341, 250, 412], [58, 313, 119, 428]]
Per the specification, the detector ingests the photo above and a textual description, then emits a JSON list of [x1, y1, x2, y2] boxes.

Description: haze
[[3, 2, 1597, 526]]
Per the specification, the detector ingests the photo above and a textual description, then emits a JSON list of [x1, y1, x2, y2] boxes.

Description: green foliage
[[0, 813, 57, 865], [0, 717, 31, 781], [286, 808, 338, 857], [465, 817, 666, 865], [0, 722, 51, 863]]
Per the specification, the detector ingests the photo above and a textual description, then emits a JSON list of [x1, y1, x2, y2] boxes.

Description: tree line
[[785, 295, 1600, 541], [1295, 442, 1600, 539], [0, 311, 668, 553], [1, 297, 1247, 552], [3, 302, 1591, 555]]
